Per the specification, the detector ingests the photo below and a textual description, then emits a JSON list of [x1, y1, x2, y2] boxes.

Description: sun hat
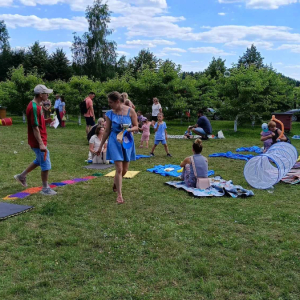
[[122, 130, 134, 149], [34, 84, 53, 94]]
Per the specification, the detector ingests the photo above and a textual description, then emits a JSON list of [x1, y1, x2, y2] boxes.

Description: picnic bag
[[190, 156, 211, 189]]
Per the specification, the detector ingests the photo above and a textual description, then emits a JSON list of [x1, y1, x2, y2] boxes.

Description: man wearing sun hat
[[14, 84, 57, 196]]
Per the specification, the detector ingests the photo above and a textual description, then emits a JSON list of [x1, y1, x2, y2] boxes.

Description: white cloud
[[224, 40, 274, 49], [40, 41, 72, 49], [191, 60, 200, 63], [277, 44, 300, 53], [170, 53, 181, 56], [163, 47, 187, 52], [218, 0, 298, 10], [189, 47, 234, 56], [119, 39, 175, 48], [218, 12, 227, 15], [0, 14, 87, 31], [116, 50, 130, 56], [284, 65, 300, 69], [0, 0, 13, 6]]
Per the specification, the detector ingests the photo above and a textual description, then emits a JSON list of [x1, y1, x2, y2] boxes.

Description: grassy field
[[1, 117, 300, 300]]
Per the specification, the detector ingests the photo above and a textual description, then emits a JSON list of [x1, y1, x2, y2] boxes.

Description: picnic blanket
[[292, 135, 300, 140], [110, 155, 151, 164], [3, 176, 97, 200], [282, 168, 300, 184], [147, 164, 215, 178], [105, 171, 140, 179], [236, 146, 263, 154], [166, 176, 254, 198], [209, 152, 255, 161], [0, 203, 34, 220]]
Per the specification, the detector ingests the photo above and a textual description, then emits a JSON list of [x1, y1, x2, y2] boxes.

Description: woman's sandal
[[116, 195, 124, 204], [113, 184, 117, 192]]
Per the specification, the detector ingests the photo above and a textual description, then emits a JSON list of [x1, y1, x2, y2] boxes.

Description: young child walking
[[139, 117, 151, 148], [150, 113, 172, 157]]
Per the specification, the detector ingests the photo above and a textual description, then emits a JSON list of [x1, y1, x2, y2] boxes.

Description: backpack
[[80, 100, 88, 115]]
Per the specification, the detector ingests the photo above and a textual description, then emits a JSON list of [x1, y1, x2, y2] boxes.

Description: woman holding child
[[98, 91, 138, 204]]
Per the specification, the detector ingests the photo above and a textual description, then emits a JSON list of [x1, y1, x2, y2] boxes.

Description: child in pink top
[[139, 117, 151, 148]]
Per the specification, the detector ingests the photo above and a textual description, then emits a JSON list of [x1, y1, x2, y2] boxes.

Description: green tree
[[204, 57, 226, 79], [0, 20, 10, 50], [46, 48, 73, 81], [238, 44, 264, 69], [128, 49, 160, 76], [72, 0, 117, 80], [24, 42, 49, 75], [1, 65, 43, 114]]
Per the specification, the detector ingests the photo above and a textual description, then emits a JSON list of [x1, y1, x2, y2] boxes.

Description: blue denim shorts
[[32, 148, 51, 171], [154, 139, 167, 145], [194, 127, 207, 135]]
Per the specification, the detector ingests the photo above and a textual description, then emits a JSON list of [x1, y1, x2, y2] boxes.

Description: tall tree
[[128, 49, 159, 75], [24, 42, 49, 75], [46, 48, 73, 81], [0, 20, 10, 51], [72, 0, 117, 80], [238, 44, 264, 69], [204, 57, 226, 79]]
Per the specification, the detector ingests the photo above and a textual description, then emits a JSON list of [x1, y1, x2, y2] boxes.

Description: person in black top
[[185, 109, 212, 140]]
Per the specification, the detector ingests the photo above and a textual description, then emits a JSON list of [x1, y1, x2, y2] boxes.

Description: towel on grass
[[147, 164, 215, 178], [166, 176, 254, 198], [236, 146, 263, 154], [292, 135, 300, 140], [209, 152, 255, 161]]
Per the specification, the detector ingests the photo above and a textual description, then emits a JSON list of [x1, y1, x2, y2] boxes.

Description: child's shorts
[[32, 148, 51, 171], [141, 134, 150, 142], [155, 139, 167, 145]]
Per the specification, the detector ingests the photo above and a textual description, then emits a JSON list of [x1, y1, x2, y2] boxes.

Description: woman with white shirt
[[151, 97, 162, 126], [88, 126, 107, 163]]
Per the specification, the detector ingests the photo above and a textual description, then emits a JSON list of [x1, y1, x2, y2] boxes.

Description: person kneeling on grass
[[180, 139, 208, 188], [88, 125, 107, 164], [186, 109, 212, 140], [150, 113, 171, 157]]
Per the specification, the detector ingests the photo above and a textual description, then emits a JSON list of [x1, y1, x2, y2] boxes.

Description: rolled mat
[[0, 118, 12, 126]]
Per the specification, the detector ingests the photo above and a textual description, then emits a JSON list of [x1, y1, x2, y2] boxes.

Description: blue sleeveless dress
[[105, 109, 136, 162]]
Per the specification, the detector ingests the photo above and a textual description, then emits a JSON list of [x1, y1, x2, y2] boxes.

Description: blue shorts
[[155, 139, 167, 145], [32, 148, 51, 171], [194, 127, 207, 135]]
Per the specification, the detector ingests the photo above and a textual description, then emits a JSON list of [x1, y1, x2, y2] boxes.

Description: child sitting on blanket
[[150, 113, 172, 157], [261, 123, 273, 153], [88, 126, 107, 163], [139, 117, 151, 148], [180, 139, 208, 187]]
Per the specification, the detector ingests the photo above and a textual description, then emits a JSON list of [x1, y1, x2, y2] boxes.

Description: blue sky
[[1, 0, 300, 79]]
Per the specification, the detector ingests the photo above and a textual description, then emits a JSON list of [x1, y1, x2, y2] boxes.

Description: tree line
[[0, 0, 300, 124]]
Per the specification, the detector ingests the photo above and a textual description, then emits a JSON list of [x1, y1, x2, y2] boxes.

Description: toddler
[[260, 123, 273, 153], [139, 117, 151, 148], [150, 113, 172, 157]]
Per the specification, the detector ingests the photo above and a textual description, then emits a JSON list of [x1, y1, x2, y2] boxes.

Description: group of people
[[41, 93, 66, 128], [15, 83, 291, 204]]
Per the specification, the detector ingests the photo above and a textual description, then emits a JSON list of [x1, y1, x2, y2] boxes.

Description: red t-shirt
[[26, 101, 47, 148], [84, 97, 94, 117]]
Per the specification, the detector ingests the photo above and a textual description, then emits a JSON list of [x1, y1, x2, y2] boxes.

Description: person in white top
[[151, 97, 162, 126], [88, 126, 107, 163]]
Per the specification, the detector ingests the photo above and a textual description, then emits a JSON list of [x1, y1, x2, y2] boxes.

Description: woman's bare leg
[[114, 161, 124, 203]]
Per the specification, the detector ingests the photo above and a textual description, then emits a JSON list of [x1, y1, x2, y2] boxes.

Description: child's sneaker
[[40, 188, 57, 196], [150, 152, 155, 156], [167, 153, 172, 157], [14, 174, 27, 187]]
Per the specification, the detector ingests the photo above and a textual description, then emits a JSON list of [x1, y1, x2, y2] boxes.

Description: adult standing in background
[[60, 96, 66, 128], [98, 91, 138, 204], [14, 84, 57, 196], [42, 98, 51, 120], [84, 92, 96, 135], [54, 94, 62, 127], [151, 97, 162, 126]]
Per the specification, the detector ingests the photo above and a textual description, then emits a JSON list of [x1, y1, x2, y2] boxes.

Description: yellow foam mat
[[105, 171, 140, 179]]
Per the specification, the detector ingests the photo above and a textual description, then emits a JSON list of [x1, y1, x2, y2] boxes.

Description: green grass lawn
[[1, 117, 300, 300]]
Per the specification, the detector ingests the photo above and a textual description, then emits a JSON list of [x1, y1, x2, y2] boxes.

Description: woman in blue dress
[[98, 91, 138, 204]]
